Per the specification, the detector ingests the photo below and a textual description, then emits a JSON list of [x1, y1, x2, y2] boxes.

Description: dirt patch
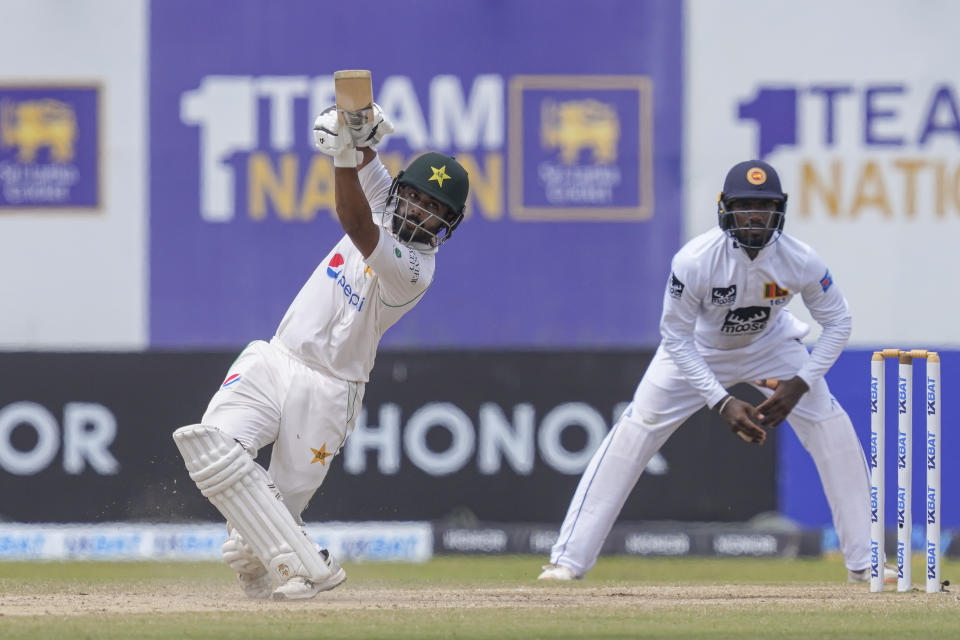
[[3, 583, 956, 617]]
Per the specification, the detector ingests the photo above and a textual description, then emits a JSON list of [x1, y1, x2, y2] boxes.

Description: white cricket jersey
[[660, 227, 851, 408], [275, 157, 435, 382]]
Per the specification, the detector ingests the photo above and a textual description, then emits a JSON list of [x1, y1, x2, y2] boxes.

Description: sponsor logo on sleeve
[[820, 269, 833, 292], [711, 284, 736, 305], [668, 272, 685, 299], [720, 306, 771, 334], [222, 373, 241, 388], [406, 249, 421, 284]]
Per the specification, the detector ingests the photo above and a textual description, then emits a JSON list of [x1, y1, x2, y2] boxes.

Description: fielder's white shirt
[[275, 157, 435, 382], [660, 227, 851, 408]]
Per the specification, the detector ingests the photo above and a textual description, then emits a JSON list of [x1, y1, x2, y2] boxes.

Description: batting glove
[[348, 102, 394, 149], [312, 106, 361, 168]]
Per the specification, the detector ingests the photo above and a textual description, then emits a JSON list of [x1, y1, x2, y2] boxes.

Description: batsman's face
[[727, 198, 780, 247], [392, 185, 453, 244]]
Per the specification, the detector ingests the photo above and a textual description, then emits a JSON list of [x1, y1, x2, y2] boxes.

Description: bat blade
[[334, 69, 373, 127]]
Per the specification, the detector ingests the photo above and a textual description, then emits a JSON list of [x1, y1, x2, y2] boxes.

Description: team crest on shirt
[[668, 272, 685, 299], [311, 444, 332, 465], [711, 285, 736, 305], [763, 282, 789, 298], [763, 282, 790, 306]]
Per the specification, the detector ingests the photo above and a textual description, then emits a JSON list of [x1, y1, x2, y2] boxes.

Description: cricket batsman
[[172, 95, 470, 600]]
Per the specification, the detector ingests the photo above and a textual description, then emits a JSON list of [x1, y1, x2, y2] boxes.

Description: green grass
[[1, 555, 957, 639]]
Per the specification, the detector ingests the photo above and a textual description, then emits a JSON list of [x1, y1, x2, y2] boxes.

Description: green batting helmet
[[397, 152, 470, 215]]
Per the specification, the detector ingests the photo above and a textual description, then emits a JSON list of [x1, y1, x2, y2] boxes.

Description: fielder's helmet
[[385, 152, 469, 248], [717, 159, 788, 249]]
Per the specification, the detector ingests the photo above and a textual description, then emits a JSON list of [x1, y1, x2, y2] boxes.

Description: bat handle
[[339, 105, 373, 128]]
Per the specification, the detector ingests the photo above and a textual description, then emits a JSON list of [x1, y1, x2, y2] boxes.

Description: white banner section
[[0, 522, 432, 562], [686, 0, 960, 347]]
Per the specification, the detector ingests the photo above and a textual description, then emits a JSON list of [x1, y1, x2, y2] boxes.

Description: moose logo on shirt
[[668, 272, 685, 299], [711, 285, 736, 306], [720, 306, 770, 335]]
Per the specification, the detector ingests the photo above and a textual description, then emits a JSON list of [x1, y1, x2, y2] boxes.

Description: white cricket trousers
[[202, 338, 364, 519], [549, 338, 871, 576]]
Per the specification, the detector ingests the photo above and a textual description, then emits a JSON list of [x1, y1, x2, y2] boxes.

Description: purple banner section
[[149, 0, 683, 348], [0, 85, 99, 208]]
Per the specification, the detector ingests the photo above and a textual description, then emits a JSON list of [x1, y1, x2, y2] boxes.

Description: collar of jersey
[[728, 235, 778, 266]]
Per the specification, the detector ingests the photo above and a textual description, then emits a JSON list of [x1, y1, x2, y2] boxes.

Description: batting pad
[[172, 424, 332, 583]]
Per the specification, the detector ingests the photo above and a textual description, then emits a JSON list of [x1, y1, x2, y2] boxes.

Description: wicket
[[869, 349, 941, 593]]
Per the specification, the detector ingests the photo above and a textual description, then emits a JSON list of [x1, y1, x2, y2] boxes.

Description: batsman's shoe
[[537, 563, 581, 581], [222, 523, 274, 599], [272, 549, 347, 601], [237, 568, 274, 599], [847, 564, 897, 584]]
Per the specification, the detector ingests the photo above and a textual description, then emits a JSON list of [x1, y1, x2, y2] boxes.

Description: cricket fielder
[[539, 160, 895, 584], [173, 105, 470, 600]]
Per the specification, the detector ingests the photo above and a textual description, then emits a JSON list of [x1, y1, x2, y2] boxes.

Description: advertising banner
[[0, 0, 147, 350], [0, 85, 100, 209], [0, 350, 775, 524], [149, 0, 683, 349], [686, 0, 960, 348], [0, 521, 431, 562]]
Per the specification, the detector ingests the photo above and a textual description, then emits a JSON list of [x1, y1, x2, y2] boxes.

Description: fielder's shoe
[[848, 564, 897, 584], [537, 563, 581, 581], [271, 549, 347, 601]]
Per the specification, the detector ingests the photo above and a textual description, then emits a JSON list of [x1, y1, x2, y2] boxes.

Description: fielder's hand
[[754, 375, 809, 427], [347, 102, 394, 149], [715, 395, 767, 445]]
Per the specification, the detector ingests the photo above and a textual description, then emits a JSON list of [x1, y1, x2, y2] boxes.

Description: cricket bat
[[334, 69, 374, 129]]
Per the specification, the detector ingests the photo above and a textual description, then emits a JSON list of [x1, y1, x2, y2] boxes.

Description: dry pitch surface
[[4, 582, 958, 617], [2, 556, 959, 639]]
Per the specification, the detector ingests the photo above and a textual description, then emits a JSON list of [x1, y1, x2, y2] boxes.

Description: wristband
[[716, 395, 734, 415], [333, 147, 359, 168]]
